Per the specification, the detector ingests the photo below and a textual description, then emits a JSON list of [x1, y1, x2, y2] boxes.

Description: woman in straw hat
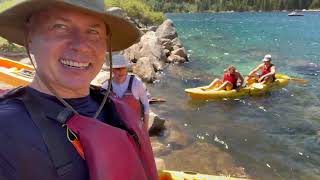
[[0, 0, 157, 179]]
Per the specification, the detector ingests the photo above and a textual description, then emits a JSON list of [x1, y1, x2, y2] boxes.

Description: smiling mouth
[[60, 58, 90, 69]]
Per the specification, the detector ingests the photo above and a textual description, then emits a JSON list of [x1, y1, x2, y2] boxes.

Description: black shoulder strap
[[126, 75, 135, 92], [0, 86, 26, 101], [21, 88, 74, 177]]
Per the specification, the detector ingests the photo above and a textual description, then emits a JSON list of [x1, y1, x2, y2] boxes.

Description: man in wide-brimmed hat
[[0, 0, 157, 179]]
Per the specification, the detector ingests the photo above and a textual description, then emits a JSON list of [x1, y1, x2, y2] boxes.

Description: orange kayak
[[0, 57, 34, 87]]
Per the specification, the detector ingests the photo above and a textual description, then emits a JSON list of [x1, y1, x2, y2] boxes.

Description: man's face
[[28, 6, 107, 91], [112, 67, 127, 82], [264, 60, 271, 66]]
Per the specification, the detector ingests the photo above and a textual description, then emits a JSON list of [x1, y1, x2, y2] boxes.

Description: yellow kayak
[[185, 74, 290, 100], [0, 57, 34, 86], [158, 170, 252, 180]]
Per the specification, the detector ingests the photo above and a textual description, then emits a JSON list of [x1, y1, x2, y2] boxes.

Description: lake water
[[149, 12, 320, 180]]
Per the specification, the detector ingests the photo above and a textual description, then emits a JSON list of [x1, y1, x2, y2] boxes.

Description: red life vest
[[66, 114, 148, 180], [223, 73, 237, 87], [109, 75, 158, 180], [261, 64, 273, 76]]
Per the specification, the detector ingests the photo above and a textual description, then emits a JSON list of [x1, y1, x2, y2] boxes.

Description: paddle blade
[[290, 77, 309, 84]]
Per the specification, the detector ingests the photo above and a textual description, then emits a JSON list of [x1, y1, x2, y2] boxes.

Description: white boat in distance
[[288, 11, 304, 16]]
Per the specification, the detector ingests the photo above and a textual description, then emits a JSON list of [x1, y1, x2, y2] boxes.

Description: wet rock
[[156, 19, 178, 40], [167, 54, 187, 64], [171, 47, 188, 60], [148, 111, 166, 136], [132, 57, 156, 83], [152, 60, 163, 72]]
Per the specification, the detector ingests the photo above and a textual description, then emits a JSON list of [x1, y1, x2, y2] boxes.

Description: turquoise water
[[149, 12, 320, 179]]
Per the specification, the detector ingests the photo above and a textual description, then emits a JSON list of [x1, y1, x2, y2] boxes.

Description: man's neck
[[29, 77, 89, 98], [113, 75, 127, 84]]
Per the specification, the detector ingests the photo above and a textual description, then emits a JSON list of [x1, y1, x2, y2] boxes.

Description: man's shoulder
[[0, 98, 28, 122], [132, 75, 143, 83]]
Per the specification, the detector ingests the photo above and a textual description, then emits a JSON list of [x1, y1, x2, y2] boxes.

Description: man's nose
[[68, 31, 92, 53]]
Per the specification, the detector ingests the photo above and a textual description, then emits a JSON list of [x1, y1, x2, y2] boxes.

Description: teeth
[[60, 59, 89, 69]]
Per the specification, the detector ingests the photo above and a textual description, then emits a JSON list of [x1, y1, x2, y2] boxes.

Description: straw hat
[[0, 0, 141, 51]]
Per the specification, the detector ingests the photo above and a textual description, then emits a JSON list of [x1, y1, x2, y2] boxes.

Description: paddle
[[149, 97, 166, 104], [276, 74, 309, 84], [287, 77, 309, 84]]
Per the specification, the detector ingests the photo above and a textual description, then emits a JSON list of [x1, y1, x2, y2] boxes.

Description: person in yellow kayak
[[0, 0, 157, 179], [202, 65, 244, 91], [247, 54, 276, 84]]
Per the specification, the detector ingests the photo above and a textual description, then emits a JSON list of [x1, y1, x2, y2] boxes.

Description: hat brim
[[0, 1, 141, 52], [262, 58, 271, 62]]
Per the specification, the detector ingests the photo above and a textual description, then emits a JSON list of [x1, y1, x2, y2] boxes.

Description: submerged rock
[[161, 141, 249, 178]]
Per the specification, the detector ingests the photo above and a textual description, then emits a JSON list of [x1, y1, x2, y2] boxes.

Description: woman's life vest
[[223, 73, 238, 88], [109, 75, 158, 180]]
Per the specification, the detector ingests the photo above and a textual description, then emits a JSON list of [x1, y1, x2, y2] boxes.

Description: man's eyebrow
[[89, 24, 104, 29], [54, 17, 71, 22]]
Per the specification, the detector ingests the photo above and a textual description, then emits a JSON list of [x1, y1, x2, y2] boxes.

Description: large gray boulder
[[140, 31, 167, 62], [132, 57, 156, 83], [123, 43, 142, 62], [156, 19, 178, 40]]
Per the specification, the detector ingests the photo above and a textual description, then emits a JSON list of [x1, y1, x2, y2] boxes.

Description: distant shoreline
[[166, 9, 320, 14]]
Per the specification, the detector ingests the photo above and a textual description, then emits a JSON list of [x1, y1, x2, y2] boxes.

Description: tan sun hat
[[0, 0, 141, 51]]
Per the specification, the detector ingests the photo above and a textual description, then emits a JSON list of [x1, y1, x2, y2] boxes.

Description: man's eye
[[88, 28, 99, 35], [52, 24, 68, 30]]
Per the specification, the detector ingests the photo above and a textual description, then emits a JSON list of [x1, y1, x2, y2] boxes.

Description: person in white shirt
[[102, 55, 150, 129]]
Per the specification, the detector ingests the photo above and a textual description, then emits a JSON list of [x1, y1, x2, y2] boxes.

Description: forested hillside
[[143, 0, 320, 12]]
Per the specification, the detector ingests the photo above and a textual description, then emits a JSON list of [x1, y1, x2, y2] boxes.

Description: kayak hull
[[0, 57, 33, 86], [185, 74, 290, 100], [159, 170, 252, 180]]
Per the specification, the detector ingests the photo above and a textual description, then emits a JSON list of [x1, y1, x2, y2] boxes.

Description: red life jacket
[[223, 73, 237, 87], [261, 64, 273, 76], [109, 75, 158, 180], [66, 114, 148, 180]]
